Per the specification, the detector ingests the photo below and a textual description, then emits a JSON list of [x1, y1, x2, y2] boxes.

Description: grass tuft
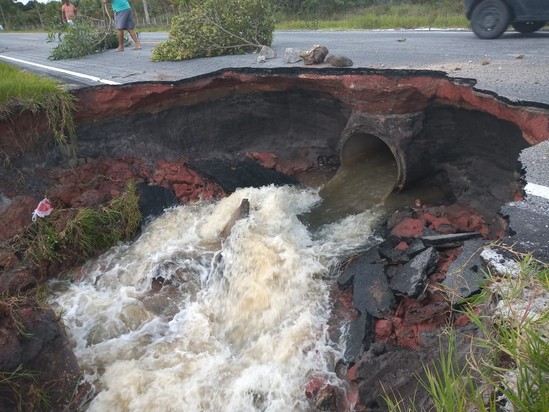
[[10, 180, 142, 271], [385, 253, 549, 411], [0, 62, 77, 159]]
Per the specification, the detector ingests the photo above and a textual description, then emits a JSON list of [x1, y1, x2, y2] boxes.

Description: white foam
[[51, 185, 380, 410]]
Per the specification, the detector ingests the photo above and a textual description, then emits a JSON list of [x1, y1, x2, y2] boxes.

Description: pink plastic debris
[[32, 198, 53, 221]]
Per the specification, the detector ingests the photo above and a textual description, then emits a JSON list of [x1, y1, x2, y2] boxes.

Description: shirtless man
[[61, 0, 77, 25]]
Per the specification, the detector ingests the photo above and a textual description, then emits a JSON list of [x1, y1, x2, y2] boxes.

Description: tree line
[[0, 0, 420, 31]]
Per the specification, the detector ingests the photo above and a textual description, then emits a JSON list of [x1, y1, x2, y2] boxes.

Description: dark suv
[[464, 0, 549, 38]]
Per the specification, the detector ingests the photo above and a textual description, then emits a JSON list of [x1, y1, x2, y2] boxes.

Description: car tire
[[512, 21, 546, 33], [471, 0, 510, 39]]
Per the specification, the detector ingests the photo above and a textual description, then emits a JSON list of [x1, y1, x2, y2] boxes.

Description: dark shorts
[[115, 9, 135, 30]]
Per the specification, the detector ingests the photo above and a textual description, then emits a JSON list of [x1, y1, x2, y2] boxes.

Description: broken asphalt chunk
[[442, 240, 488, 303], [389, 247, 438, 298]]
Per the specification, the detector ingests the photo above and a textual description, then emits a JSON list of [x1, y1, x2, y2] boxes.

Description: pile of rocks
[[306, 202, 511, 410]]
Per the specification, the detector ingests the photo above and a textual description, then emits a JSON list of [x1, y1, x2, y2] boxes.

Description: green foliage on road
[[0, 61, 76, 157], [48, 19, 120, 60], [151, 0, 275, 61]]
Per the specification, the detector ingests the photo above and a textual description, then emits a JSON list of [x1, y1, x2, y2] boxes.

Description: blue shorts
[[115, 9, 135, 30]]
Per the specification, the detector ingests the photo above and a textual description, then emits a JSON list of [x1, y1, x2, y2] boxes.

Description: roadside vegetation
[[3, 1, 468, 60], [276, 0, 466, 30], [48, 18, 120, 60], [0, 0, 467, 32], [152, 0, 275, 61], [0, 62, 76, 158], [9, 180, 142, 273], [386, 250, 549, 411]]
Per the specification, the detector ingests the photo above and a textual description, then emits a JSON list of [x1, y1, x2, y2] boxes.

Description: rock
[[0, 248, 20, 271], [389, 247, 438, 298], [442, 240, 488, 302], [352, 264, 395, 318], [0, 196, 36, 241], [256, 55, 266, 63], [186, 158, 298, 193], [421, 232, 482, 247], [283, 47, 301, 63], [245, 152, 278, 169], [377, 236, 409, 264], [343, 312, 374, 364], [0, 268, 37, 294], [299, 45, 329, 65], [258, 45, 276, 59], [386, 208, 415, 230], [152, 160, 224, 203], [325, 54, 353, 67], [220, 198, 250, 238], [405, 238, 428, 259], [136, 182, 179, 222], [337, 247, 380, 290], [390, 217, 424, 238], [480, 247, 521, 278]]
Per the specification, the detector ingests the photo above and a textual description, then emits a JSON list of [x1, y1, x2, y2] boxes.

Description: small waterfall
[[50, 185, 384, 411]]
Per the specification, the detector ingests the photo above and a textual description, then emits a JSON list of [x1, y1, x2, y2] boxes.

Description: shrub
[[152, 0, 275, 61], [48, 19, 120, 60]]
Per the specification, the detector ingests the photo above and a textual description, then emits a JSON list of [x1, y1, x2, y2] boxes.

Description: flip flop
[[132, 47, 142, 50], [115, 48, 124, 52]]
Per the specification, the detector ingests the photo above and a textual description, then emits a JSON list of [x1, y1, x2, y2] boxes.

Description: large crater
[[1, 67, 549, 412], [2, 67, 548, 221]]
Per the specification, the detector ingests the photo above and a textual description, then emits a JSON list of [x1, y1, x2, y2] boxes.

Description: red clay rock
[[245, 152, 278, 169], [390, 217, 424, 238], [375, 293, 450, 349], [395, 241, 409, 251], [374, 319, 393, 340], [0, 196, 37, 241], [0, 249, 20, 270], [421, 212, 455, 234], [305, 375, 325, 398], [152, 160, 225, 203], [48, 157, 148, 208], [0, 268, 37, 294]]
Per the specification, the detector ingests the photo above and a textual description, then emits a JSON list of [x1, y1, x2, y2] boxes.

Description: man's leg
[[116, 29, 124, 51], [128, 29, 141, 49]]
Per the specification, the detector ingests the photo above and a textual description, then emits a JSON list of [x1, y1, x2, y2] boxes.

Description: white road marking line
[[525, 182, 549, 200], [0, 55, 121, 85]]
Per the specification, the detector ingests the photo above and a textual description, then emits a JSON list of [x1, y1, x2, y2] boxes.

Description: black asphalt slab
[[1, 30, 548, 262]]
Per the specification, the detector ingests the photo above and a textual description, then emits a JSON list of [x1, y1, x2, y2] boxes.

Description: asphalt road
[[1, 30, 549, 104], [1, 29, 548, 260]]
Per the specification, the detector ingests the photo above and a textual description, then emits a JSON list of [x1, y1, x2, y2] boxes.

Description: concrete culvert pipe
[[339, 131, 405, 193]]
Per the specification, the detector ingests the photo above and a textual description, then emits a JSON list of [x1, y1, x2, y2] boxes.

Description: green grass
[[276, 1, 468, 31], [0, 61, 77, 157], [10, 180, 142, 271], [0, 62, 68, 107]]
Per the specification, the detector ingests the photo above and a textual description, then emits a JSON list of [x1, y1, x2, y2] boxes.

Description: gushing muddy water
[[50, 184, 388, 411]]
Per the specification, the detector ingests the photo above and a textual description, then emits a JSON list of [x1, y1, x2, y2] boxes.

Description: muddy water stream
[[49, 151, 437, 411]]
